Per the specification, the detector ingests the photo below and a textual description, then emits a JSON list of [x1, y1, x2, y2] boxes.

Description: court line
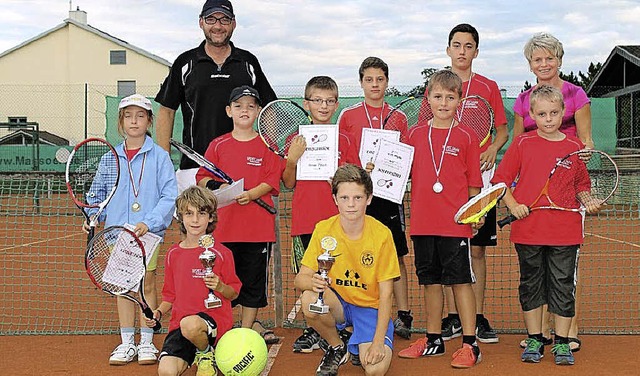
[[0, 232, 82, 253], [585, 232, 640, 249], [287, 298, 301, 322], [261, 342, 281, 375]]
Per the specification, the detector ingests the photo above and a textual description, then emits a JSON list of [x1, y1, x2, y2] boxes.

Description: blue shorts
[[334, 293, 394, 355]]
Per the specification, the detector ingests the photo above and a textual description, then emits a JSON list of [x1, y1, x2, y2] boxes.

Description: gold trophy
[[198, 235, 222, 309], [309, 236, 338, 314]]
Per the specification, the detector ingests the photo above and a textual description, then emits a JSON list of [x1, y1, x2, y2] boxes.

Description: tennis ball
[[216, 328, 268, 376]]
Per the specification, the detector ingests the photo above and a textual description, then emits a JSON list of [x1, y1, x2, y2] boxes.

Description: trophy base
[[204, 297, 222, 309], [309, 303, 329, 314]]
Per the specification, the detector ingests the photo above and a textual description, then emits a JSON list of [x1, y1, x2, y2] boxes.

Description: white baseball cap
[[119, 94, 153, 111]]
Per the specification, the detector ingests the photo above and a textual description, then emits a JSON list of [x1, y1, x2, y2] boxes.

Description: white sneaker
[[137, 343, 159, 365], [109, 343, 137, 365]]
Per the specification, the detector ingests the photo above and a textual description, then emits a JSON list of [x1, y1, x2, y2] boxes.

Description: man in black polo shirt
[[155, 0, 277, 191]]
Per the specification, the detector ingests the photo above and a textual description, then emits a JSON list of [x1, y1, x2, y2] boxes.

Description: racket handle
[[497, 214, 517, 228], [255, 198, 277, 214], [87, 227, 95, 243], [142, 307, 162, 331]]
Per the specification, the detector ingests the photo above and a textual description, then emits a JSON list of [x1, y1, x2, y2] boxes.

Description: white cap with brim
[[119, 94, 153, 111]]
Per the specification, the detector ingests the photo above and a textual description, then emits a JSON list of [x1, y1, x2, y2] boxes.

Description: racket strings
[[87, 228, 145, 294], [69, 142, 118, 206], [258, 102, 310, 155], [547, 154, 591, 209], [387, 98, 430, 130], [456, 188, 505, 223], [457, 97, 493, 146]]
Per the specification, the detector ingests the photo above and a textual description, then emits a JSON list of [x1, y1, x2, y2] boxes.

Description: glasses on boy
[[305, 98, 337, 106]]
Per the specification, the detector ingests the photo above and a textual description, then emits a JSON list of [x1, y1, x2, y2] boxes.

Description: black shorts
[[366, 196, 409, 257], [299, 233, 312, 250], [158, 312, 217, 364], [515, 244, 579, 317], [411, 235, 475, 286], [224, 242, 271, 308], [470, 206, 497, 247]]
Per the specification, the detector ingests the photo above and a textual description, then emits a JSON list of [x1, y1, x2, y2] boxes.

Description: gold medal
[[132, 202, 141, 212]]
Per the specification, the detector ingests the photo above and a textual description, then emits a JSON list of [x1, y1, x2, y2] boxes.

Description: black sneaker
[[316, 344, 350, 376], [293, 327, 321, 353], [319, 328, 351, 353], [394, 313, 413, 340], [476, 317, 499, 343], [441, 317, 462, 341]]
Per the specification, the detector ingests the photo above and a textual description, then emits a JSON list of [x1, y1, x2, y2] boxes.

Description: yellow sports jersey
[[301, 215, 400, 308]]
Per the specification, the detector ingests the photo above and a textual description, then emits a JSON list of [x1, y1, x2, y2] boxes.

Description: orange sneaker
[[450, 343, 481, 368], [398, 337, 445, 359]]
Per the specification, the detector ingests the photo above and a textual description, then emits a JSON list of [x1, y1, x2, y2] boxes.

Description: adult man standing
[[155, 0, 277, 191]]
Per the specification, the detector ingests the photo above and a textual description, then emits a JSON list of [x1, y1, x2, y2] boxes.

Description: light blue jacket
[[89, 136, 177, 236]]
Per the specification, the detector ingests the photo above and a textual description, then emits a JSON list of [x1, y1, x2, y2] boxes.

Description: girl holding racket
[[84, 94, 177, 365], [492, 86, 602, 366]]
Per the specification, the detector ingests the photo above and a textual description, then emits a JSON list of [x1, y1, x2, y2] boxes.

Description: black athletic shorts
[[158, 312, 217, 364], [515, 244, 579, 317], [224, 242, 271, 308], [366, 196, 409, 257], [411, 235, 475, 286], [471, 206, 497, 247]]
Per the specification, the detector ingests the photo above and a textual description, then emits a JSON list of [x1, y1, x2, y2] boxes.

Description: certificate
[[297, 125, 339, 180], [213, 179, 244, 209], [371, 139, 414, 204], [359, 128, 400, 167]]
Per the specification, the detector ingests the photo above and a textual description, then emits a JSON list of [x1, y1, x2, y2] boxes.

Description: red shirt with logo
[[162, 243, 242, 340], [407, 123, 482, 237], [196, 134, 281, 242]]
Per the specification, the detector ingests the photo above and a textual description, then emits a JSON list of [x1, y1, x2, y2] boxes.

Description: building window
[[8, 116, 27, 124], [110, 50, 126, 65], [117, 81, 136, 97]]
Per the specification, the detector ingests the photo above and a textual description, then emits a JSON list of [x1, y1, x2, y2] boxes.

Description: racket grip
[[142, 307, 162, 331], [255, 198, 277, 214], [87, 227, 95, 243], [497, 214, 517, 228]]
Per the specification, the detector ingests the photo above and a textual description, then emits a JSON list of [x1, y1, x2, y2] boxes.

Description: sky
[[1, 0, 639, 96]]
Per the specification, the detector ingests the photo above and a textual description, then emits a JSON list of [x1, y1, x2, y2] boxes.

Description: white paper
[[124, 223, 161, 267], [370, 139, 414, 204], [359, 128, 400, 167], [101, 232, 145, 292], [213, 179, 244, 209], [296, 125, 339, 181]]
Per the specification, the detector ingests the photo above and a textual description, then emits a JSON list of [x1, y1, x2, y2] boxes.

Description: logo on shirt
[[247, 156, 263, 166], [556, 157, 573, 170], [445, 145, 460, 156], [335, 269, 368, 290], [210, 74, 230, 79], [360, 251, 374, 268]]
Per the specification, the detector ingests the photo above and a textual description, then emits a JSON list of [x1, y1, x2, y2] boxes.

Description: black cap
[[201, 0, 234, 19], [229, 85, 260, 104]]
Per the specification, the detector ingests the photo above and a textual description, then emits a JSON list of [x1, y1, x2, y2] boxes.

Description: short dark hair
[[304, 76, 339, 99], [175, 186, 218, 235], [448, 23, 479, 47], [358, 57, 389, 81], [331, 164, 373, 197], [427, 70, 463, 98]]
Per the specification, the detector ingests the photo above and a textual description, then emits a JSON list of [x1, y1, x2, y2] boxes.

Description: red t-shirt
[[196, 134, 281, 242], [289, 132, 359, 236], [421, 73, 508, 153], [491, 133, 586, 245], [162, 243, 242, 340], [407, 123, 483, 237], [337, 102, 409, 164]]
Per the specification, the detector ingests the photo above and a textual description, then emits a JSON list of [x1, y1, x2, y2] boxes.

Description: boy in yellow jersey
[[295, 164, 400, 376]]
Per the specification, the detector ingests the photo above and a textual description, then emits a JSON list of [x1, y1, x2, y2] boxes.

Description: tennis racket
[[65, 138, 120, 242], [257, 99, 312, 158], [377, 178, 393, 188], [170, 139, 277, 214], [86, 225, 161, 331], [498, 149, 619, 228], [454, 182, 507, 224], [383, 95, 430, 131], [457, 95, 495, 147]]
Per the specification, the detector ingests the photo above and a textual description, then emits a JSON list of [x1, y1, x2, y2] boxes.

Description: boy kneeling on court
[[145, 186, 242, 376], [294, 164, 400, 376]]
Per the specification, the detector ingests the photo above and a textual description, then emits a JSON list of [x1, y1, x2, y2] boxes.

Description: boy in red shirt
[[196, 85, 281, 344], [492, 85, 601, 365], [147, 186, 242, 376], [282, 76, 359, 353], [399, 70, 483, 368], [337, 57, 413, 340]]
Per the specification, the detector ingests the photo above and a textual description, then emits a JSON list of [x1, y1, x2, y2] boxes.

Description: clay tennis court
[[1, 178, 639, 375]]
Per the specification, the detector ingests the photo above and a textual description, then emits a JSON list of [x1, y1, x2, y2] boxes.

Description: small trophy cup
[[198, 234, 222, 309], [309, 236, 338, 314]]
